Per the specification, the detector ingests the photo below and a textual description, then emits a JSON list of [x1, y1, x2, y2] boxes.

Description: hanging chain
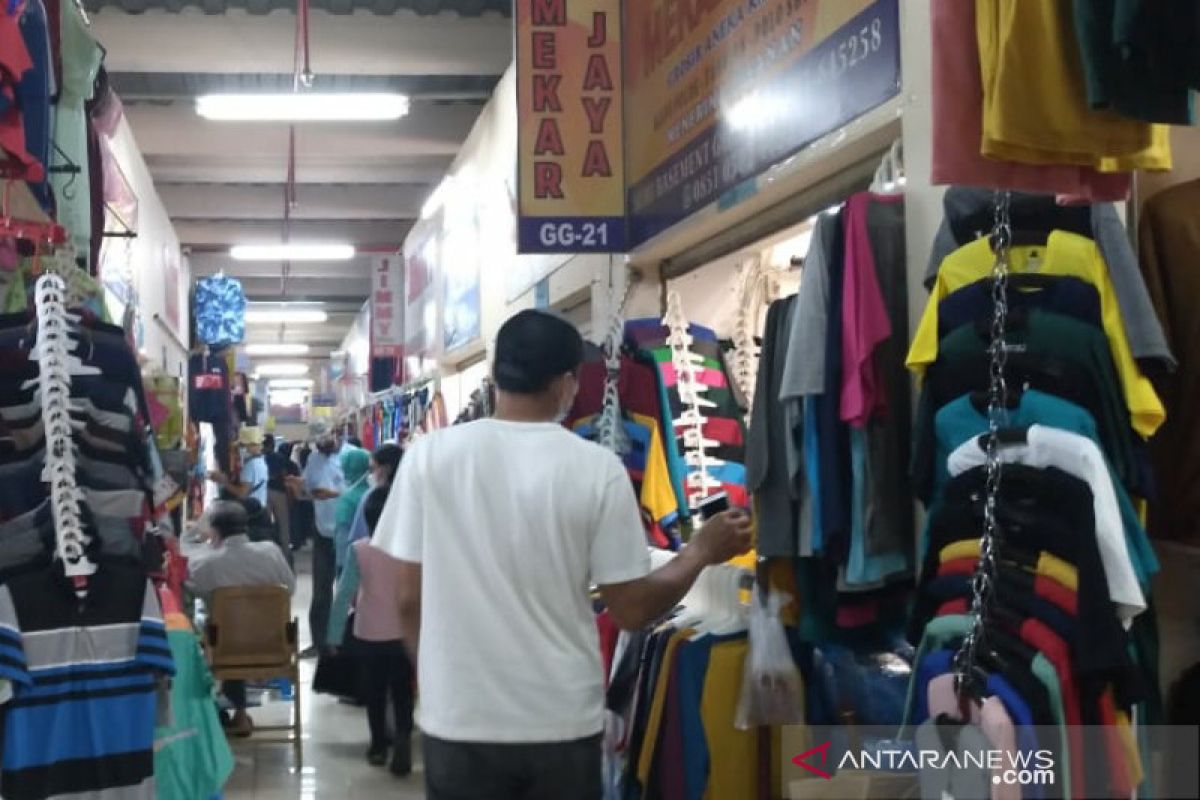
[[596, 260, 635, 455], [954, 190, 1012, 690]]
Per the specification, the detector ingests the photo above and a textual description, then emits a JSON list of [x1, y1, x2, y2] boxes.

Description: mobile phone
[[697, 491, 730, 519]]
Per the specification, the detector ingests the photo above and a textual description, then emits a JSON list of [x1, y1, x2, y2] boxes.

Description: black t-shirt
[[188, 353, 231, 425]]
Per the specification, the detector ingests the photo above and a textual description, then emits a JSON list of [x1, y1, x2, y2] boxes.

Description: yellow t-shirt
[[908, 231, 1165, 438], [629, 411, 683, 528], [572, 413, 680, 528], [976, 0, 1170, 171], [701, 639, 759, 800], [938, 540, 1079, 592]]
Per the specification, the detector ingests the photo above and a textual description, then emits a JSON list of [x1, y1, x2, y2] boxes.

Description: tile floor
[[222, 549, 426, 799]]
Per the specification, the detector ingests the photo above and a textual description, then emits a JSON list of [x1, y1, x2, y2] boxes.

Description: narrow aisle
[[223, 548, 425, 799]]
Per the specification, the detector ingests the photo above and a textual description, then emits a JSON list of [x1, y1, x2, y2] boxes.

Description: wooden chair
[[204, 585, 303, 768]]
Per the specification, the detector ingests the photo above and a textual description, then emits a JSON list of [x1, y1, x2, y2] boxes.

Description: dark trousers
[[359, 639, 415, 747], [423, 734, 602, 800], [223, 680, 247, 710], [308, 535, 336, 650], [266, 489, 294, 568]]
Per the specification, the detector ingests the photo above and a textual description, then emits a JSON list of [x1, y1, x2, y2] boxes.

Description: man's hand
[[208, 471, 229, 487], [689, 509, 754, 566]]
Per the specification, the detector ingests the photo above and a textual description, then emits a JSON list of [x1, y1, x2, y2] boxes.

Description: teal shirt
[[154, 630, 234, 800]]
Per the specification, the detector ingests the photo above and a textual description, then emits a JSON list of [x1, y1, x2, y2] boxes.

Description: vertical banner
[[516, 0, 626, 253], [623, 0, 901, 246], [370, 254, 404, 359]]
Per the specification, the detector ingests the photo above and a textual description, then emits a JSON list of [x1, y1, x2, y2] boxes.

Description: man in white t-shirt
[[373, 309, 752, 800]]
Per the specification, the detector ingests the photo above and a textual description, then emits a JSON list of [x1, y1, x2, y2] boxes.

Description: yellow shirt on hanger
[[629, 411, 685, 529], [907, 231, 1165, 438], [701, 638, 759, 800], [975, 0, 1171, 171]]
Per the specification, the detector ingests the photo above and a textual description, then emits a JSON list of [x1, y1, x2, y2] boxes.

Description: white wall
[[104, 117, 191, 379]]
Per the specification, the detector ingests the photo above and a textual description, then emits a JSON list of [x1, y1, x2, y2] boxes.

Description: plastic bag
[[735, 589, 806, 729]]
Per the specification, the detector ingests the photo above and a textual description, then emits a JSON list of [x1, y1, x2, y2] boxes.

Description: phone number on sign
[[537, 221, 614, 249]]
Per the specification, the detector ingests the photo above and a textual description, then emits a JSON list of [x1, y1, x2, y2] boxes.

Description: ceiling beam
[[110, 72, 500, 101], [144, 154, 451, 184], [175, 218, 413, 247], [159, 183, 427, 220], [89, 9, 512, 76]]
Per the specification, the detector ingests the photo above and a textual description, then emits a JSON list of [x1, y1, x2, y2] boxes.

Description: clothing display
[[907, 187, 1167, 798], [193, 274, 246, 348]]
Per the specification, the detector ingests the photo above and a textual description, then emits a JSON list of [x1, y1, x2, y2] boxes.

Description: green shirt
[[154, 630, 235, 800]]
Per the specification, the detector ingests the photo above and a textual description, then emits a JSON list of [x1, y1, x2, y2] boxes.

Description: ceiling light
[[270, 390, 311, 405], [254, 362, 310, 377], [196, 93, 410, 122], [230, 244, 355, 261], [244, 343, 311, 357], [245, 307, 329, 325], [269, 378, 316, 389]]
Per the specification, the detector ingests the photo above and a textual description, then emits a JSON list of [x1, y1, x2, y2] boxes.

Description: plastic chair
[[204, 585, 303, 768]]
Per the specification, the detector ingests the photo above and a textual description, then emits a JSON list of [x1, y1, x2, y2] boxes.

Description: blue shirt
[[239, 455, 269, 506], [303, 451, 343, 538]]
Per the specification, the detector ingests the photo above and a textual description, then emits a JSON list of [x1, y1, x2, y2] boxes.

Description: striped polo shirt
[[0, 561, 175, 800]]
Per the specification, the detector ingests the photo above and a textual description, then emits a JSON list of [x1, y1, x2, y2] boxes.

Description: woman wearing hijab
[[348, 443, 403, 545], [335, 446, 371, 571]]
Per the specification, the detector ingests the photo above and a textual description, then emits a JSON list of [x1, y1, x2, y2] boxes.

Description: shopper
[[328, 475, 414, 776], [350, 443, 402, 544], [186, 500, 295, 737], [262, 435, 295, 565], [209, 426, 270, 507], [288, 420, 343, 658], [335, 446, 371, 570], [374, 309, 753, 800]]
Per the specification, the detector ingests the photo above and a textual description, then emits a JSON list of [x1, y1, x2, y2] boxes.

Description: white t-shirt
[[946, 424, 1145, 623], [372, 419, 651, 743]]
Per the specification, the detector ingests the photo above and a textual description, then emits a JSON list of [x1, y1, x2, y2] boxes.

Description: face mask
[[368, 474, 380, 489]]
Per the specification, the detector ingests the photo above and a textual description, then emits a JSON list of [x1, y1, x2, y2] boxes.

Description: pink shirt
[[929, 0, 1130, 202], [927, 676, 1022, 800], [840, 192, 895, 427], [352, 539, 405, 642]]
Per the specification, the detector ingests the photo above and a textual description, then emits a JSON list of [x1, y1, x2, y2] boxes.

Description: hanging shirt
[[975, 0, 1171, 172], [926, 188, 1175, 370], [0, 6, 43, 183], [840, 193, 895, 427], [947, 427, 1148, 622], [193, 276, 246, 348], [929, 0, 1132, 201], [16, 0, 53, 212], [780, 211, 837, 400], [0, 565, 175, 800], [49, 0, 100, 270], [910, 231, 1165, 438]]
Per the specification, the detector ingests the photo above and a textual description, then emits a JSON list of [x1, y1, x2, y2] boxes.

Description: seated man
[[187, 500, 295, 736]]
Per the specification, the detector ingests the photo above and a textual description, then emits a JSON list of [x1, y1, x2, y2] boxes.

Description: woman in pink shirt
[[328, 445, 414, 776]]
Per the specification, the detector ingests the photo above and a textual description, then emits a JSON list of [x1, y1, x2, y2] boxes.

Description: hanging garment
[[929, 0, 1132, 201], [0, 5, 44, 183], [1138, 179, 1200, 546], [15, 0, 54, 212], [926, 188, 1175, 370], [1072, 0, 1197, 125], [910, 233, 1165, 438], [975, 0, 1171, 172], [49, 0, 101, 270], [745, 296, 804, 557], [0, 566, 175, 800], [193, 275, 246, 347]]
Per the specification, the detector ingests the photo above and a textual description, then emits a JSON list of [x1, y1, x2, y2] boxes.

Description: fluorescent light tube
[[270, 379, 316, 389], [244, 343, 311, 356], [230, 244, 355, 261], [197, 93, 409, 122], [245, 308, 328, 325], [254, 362, 311, 377]]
